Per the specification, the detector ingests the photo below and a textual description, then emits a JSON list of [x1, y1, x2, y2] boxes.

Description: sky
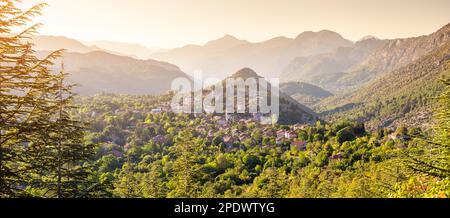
[[23, 0, 450, 49]]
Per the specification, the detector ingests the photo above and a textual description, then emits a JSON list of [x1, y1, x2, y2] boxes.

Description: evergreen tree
[[168, 130, 205, 198], [249, 167, 288, 198], [0, 0, 63, 197], [114, 162, 141, 198], [141, 162, 167, 198], [25, 65, 96, 198]]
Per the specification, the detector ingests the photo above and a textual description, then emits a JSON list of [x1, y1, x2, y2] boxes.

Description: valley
[[1, 0, 449, 199]]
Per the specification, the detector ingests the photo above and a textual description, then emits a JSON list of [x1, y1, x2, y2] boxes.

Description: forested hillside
[[280, 82, 333, 106], [318, 42, 450, 130]]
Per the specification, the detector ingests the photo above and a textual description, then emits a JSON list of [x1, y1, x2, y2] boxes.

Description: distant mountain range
[[150, 30, 352, 79], [29, 23, 450, 130], [83, 40, 163, 59], [31, 35, 160, 59], [39, 51, 190, 95], [31, 36, 188, 95], [31, 35, 100, 53]]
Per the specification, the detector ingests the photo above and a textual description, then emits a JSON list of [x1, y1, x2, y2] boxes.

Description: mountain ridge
[[38, 50, 191, 95], [318, 41, 450, 130], [280, 22, 450, 93], [150, 30, 353, 79]]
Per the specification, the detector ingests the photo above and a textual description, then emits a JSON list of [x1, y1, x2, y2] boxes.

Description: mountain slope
[[31, 35, 160, 59], [280, 23, 450, 93], [280, 38, 386, 91], [318, 42, 450, 130], [43, 51, 191, 95], [337, 23, 450, 89], [31, 35, 99, 53], [150, 31, 352, 79], [280, 82, 333, 106], [84, 40, 161, 59]]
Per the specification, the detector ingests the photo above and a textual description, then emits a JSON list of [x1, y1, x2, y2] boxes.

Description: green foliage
[[404, 78, 450, 179], [0, 0, 61, 197], [70, 92, 449, 198], [0, 1, 103, 197], [336, 127, 356, 144]]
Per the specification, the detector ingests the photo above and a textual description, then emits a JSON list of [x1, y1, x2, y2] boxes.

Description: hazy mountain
[[318, 41, 450, 130], [31, 35, 100, 53], [40, 51, 191, 95], [358, 35, 379, 41], [280, 23, 450, 93], [84, 40, 162, 59], [150, 31, 352, 79], [31, 35, 161, 59], [280, 37, 386, 91], [280, 82, 333, 106], [204, 34, 250, 51], [335, 23, 450, 90]]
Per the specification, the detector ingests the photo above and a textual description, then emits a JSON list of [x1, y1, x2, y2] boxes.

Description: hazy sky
[[24, 0, 450, 48]]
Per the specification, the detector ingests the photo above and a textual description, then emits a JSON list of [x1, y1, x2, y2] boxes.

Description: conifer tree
[[168, 130, 205, 198], [113, 162, 141, 198], [24, 65, 96, 198], [0, 0, 63, 197], [141, 163, 167, 198], [0, 1, 99, 198]]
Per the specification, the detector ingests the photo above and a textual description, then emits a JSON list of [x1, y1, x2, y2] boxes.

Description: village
[[91, 101, 312, 158], [84, 97, 411, 166]]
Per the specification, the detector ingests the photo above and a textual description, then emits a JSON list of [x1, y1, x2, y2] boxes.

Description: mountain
[[280, 37, 385, 92], [31, 35, 161, 59], [206, 68, 318, 125], [84, 40, 161, 59], [358, 35, 379, 41], [203, 34, 250, 51], [335, 23, 450, 89], [281, 23, 450, 93], [31, 35, 99, 53], [280, 82, 333, 106], [150, 31, 352, 79], [41, 51, 191, 95], [318, 42, 450, 130]]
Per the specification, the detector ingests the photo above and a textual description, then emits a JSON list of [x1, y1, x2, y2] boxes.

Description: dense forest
[[0, 1, 449, 198], [72, 91, 448, 198]]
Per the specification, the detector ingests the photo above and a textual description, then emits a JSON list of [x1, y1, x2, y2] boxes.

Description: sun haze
[[24, 0, 450, 48]]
